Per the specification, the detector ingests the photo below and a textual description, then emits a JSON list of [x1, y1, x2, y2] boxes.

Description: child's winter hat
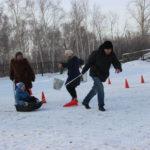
[[65, 50, 74, 56], [16, 82, 25, 89]]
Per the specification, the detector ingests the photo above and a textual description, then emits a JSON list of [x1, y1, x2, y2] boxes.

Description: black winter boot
[[99, 106, 105, 111], [82, 102, 91, 109]]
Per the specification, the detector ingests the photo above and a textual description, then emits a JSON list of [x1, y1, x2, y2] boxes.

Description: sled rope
[[65, 74, 82, 86]]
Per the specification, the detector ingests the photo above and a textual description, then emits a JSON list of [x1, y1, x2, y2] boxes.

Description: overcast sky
[[62, 0, 131, 17], [63, 0, 134, 31], [62, 0, 132, 28], [0, 0, 133, 29], [0, 0, 131, 15], [62, 0, 130, 12]]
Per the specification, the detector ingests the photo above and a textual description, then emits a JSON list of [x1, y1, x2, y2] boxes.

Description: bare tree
[[6, 0, 34, 55], [70, 0, 87, 57], [108, 12, 119, 40], [128, 0, 150, 36], [0, 7, 11, 65], [91, 5, 107, 43], [51, 0, 64, 72]]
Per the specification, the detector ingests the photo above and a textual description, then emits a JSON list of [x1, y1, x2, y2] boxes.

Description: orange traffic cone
[[141, 75, 145, 84], [108, 78, 111, 85], [29, 89, 33, 95], [41, 92, 46, 103], [125, 79, 130, 88]]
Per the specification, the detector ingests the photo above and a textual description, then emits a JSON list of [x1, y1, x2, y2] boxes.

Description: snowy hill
[[0, 60, 150, 150]]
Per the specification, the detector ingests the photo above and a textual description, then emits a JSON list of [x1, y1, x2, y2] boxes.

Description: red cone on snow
[[41, 92, 46, 103], [125, 79, 130, 88], [108, 78, 111, 85], [63, 99, 78, 107], [141, 75, 145, 84]]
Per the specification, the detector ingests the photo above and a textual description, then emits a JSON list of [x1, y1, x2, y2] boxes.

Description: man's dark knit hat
[[15, 52, 23, 58], [103, 41, 113, 49]]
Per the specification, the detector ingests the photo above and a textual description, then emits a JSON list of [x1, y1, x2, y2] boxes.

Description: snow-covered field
[[0, 60, 150, 150]]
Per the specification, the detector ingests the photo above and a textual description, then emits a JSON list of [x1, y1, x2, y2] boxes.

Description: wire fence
[[1, 49, 150, 77]]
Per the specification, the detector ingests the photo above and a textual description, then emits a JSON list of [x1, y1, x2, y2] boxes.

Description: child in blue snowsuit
[[15, 82, 43, 112]]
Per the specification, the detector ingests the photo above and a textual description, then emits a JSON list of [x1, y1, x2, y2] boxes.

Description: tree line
[[0, 0, 150, 71]]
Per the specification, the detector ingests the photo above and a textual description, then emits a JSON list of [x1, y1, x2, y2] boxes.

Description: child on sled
[[15, 82, 43, 112]]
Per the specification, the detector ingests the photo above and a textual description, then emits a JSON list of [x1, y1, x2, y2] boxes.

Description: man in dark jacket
[[82, 41, 122, 111], [9, 52, 35, 94]]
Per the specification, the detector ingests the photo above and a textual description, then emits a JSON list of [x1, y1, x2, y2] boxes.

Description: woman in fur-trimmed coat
[[58, 50, 84, 107], [9, 52, 35, 93]]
